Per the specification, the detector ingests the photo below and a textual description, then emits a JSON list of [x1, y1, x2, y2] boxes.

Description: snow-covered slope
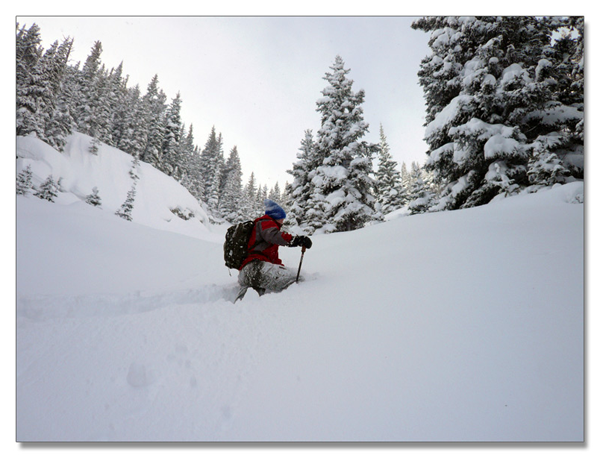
[[17, 133, 221, 241], [16, 135, 584, 442]]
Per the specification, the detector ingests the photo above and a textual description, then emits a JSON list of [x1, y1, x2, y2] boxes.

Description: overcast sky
[[19, 16, 433, 188]]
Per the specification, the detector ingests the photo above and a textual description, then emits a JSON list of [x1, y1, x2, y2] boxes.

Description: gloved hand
[[290, 235, 312, 249]]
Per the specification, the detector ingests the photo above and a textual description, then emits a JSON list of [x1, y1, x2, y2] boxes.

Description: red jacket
[[240, 215, 293, 269]]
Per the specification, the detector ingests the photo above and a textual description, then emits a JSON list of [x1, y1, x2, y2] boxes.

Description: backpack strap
[[248, 216, 273, 256], [248, 220, 262, 254]]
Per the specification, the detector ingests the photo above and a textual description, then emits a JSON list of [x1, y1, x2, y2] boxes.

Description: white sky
[[18, 15, 432, 188]]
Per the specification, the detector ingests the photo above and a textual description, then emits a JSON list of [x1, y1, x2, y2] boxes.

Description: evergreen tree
[[400, 162, 411, 200], [16, 23, 43, 137], [74, 41, 104, 139], [16, 165, 33, 196], [527, 140, 571, 186], [206, 159, 222, 216], [140, 75, 167, 167], [16, 23, 43, 90], [85, 186, 102, 207], [42, 38, 75, 151], [33, 174, 59, 202], [280, 181, 292, 209], [128, 155, 141, 181], [161, 92, 183, 176], [174, 123, 195, 185], [407, 166, 433, 214], [103, 62, 127, 146], [115, 84, 147, 158], [87, 63, 115, 151], [242, 172, 258, 219], [115, 184, 136, 221], [412, 16, 584, 210], [181, 140, 204, 202], [375, 124, 405, 214], [16, 24, 50, 140], [268, 182, 282, 203], [286, 129, 317, 228], [256, 185, 268, 215], [199, 126, 225, 206], [524, 18, 584, 182], [219, 146, 244, 223], [306, 56, 379, 233]]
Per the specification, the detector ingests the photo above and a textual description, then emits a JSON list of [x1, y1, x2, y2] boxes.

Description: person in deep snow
[[238, 199, 312, 295]]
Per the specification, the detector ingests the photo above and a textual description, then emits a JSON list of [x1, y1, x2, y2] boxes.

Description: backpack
[[223, 221, 256, 270]]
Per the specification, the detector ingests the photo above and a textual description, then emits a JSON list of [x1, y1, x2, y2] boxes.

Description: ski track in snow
[[17, 283, 241, 320], [17, 271, 321, 321], [17, 284, 275, 441], [16, 273, 321, 441]]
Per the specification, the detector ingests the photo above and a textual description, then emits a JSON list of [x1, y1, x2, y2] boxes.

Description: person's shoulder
[[254, 215, 273, 225], [257, 215, 280, 229]]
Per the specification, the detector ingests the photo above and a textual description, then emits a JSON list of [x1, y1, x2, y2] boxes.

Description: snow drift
[[16, 134, 584, 442]]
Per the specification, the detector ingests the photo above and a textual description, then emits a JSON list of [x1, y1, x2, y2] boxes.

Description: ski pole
[[296, 245, 306, 283]]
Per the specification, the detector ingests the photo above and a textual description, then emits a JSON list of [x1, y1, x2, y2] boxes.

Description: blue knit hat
[[264, 199, 286, 220]]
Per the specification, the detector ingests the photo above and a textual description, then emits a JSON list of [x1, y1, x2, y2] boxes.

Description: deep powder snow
[[16, 134, 584, 441]]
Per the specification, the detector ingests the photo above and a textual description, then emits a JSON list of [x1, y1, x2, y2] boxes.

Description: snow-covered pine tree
[[16, 165, 34, 196], [115, 184, 136, 221], [74, 41, 104, 139], [16, 23, 43, 137], [206, 159, 222, 217], [286, 129, 317, 229], [407, 166, 433, 214], [44, 92, 75, 152], [527, 138, 571, 187], [128, 155, 141, 181], [242, 172, 258, 220], [569, 17, 584, 153], [84, 60, 113, 155], [280, 181, 292, 209], [114, 84, 147, 159], [306, 56, 380, 233], [85, 186, 102, 207], [16, 24, 53, 141], [140, 75, 167, 168], [181, 139, 204, 202], [375, 124, 406, 214], [174, 123, 194, 184], [219, 146, 244, 223], [37, 37, 74, 151], [16, 23, 42, 91], [33, 174, 59, 202], [268, 182, 282, 203], [523, 18, 584, 184], [412, 16, 583, 210], [400, 162, 412, 200], [199, 126, 225, 208], [255, 185, 268, 216], [160, 92, 183, 176], [102, 62, 128, 147]]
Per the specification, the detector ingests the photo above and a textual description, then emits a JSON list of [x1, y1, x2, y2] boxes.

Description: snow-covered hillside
[[17, 133, 221, 241], [16, 135, 584, 442]]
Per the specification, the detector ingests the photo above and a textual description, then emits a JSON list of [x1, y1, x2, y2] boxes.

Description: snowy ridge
[[16, 136, 584, 441]]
